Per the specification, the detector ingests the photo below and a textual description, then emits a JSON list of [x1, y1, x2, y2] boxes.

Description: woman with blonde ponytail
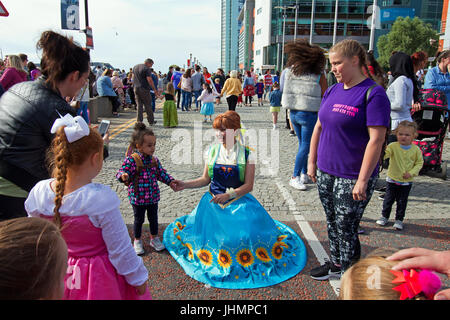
[[25, 116, 151, 300], [307, 39, 391, 280]]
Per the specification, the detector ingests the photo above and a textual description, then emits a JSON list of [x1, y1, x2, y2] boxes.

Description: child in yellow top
[[220, 71, 243, 98], [376, 121, 423, 230]]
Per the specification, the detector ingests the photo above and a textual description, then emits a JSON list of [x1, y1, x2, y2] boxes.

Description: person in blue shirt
[[171, 67, 183, 109], [424, 50, 450, 110], [269, 82, 282, 130], [97, 68, 121, 116], [191, 66, 205, 111]]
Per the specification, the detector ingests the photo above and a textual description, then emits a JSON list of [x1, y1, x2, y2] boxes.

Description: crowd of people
[[0, 30, 448, 301]]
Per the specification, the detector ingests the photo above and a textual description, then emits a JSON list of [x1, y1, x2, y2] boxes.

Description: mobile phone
[[98, 120, 110, 137]]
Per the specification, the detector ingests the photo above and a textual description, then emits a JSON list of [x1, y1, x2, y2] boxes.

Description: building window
[[256, 50, 261, 56], [256, 28, 262, 35], [257, 7, 262, 15]]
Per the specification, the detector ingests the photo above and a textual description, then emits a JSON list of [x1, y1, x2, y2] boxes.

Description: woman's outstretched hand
[[387, 248, 450, 300]]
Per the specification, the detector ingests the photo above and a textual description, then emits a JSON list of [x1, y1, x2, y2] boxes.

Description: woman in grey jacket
[[281, 40, 328, 191]]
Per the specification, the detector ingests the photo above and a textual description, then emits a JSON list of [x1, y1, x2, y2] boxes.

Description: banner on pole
[[85, 27, 94, 50], [61, 0, 80, 30]]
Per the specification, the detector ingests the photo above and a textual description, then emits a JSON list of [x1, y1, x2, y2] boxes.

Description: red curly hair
[[212, 111, 241, 130]]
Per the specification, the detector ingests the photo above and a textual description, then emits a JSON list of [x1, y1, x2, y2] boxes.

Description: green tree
[[377, 16, 439, 69]]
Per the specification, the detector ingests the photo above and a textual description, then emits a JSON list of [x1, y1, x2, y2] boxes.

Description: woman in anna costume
[[165, 111, 307, 289]]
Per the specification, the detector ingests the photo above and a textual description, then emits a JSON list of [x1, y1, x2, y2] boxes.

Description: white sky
[[0, 0, 221, 73]]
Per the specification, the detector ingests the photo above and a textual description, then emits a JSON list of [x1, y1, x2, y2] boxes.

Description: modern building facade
[[221, 0, 246, 73], [251, 0, 444, 73], [254, 0, 376, 73], [238, 0, 256, 72], [378, 0, 443, 54], [439, 0, 450, 50]]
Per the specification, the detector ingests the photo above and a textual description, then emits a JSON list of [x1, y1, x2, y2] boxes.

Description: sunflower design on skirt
[[176, 221, 185, 231], [197, 249, 213, 266], [218, 249, 232, 268], [236, 249, 254, 267], [271, 241, 288, 260], [183, 243, 194, 260], [277, 235, 288, 242], [255, 247, 272, 262], [173, 228, 179, 235]]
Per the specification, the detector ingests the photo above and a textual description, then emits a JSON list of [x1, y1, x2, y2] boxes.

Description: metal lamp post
[[274, 4, 298, 71], [332, 0, 339, 46], [369, 0, 377, 51], [310, 0, 315, 43], [294, 1, 298, 41]]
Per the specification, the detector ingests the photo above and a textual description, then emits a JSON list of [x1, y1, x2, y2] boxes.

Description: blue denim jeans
[[193, 90, 202, 109], [290, 110, 318, 177], [181, 90, 192, 111], [76, 101, 89, 124]]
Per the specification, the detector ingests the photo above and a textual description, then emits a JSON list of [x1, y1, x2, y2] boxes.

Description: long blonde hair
[[166, 81, 175, 96], [339, 248, 428, 300], [6, 55, 26, 73], [47, 126, 103, 228]]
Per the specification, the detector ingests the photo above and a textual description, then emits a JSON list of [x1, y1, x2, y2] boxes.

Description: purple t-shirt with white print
[[317, 78, 391, 180]]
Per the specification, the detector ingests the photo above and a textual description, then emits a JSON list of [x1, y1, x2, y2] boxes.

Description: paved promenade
[[94, 101, 449, 300]]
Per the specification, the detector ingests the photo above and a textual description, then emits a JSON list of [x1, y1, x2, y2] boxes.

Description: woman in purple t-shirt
[[307, 40, 390, 279]]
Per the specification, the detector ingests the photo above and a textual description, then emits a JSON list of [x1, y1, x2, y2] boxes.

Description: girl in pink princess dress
[[25, 114, 151, 300]]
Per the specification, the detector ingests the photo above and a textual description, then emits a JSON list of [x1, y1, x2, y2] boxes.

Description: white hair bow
[[51, 113, 90, 143]]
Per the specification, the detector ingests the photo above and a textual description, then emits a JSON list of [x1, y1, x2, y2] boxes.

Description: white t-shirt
[[386, 75, 414, 129]]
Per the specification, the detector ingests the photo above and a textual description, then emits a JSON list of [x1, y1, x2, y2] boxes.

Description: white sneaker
[[272, 124, 277, 130], [134, 240, 145, 255], [393, 220, 403, 230], [376, 216, 388, 226], [300, 173, 310, 184], [150, 237, 165, 251], [289, 176, 306, 191]]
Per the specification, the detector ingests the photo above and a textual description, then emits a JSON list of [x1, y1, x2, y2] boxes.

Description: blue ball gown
[[163, 161, 307, 289]]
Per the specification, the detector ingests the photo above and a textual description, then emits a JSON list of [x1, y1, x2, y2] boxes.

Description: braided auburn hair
[[47, 126, 103, 228]]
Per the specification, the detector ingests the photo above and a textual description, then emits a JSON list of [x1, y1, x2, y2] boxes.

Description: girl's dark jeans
[[132, 203, 159, 238], [381, 182, 412, 222]]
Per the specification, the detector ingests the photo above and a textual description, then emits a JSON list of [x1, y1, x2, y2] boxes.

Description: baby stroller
[[411, 89, 449, 180]]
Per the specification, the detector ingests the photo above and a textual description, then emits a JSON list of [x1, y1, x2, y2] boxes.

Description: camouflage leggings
[[317, 169, 377, 271]]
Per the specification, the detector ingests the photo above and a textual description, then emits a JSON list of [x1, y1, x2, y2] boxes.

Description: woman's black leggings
[[226, 95, 238, 111], [316, 169, 377, 271]]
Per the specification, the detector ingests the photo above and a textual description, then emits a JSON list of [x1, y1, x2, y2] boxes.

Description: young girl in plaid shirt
[[117, 123, 175, 254]]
